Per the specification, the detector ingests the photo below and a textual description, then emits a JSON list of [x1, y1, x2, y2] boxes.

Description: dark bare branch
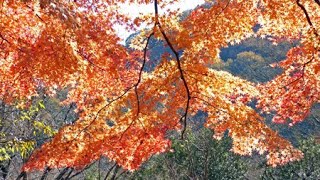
[[134, 32, 154, 116], [154, 0, 191, 139], [104, 163, 117, 180], [25, 4, 46, 23], [296, 0, 319, 37], [119, 5, 157, 140], [282, 58, 314, 88], [40, 167, 51, 180], [16, 171, 27, 180], [68, 162, 95, 179], [111, 165, 120, 180], [76, 50, 108, 71], [55, 167, 70, 180], [63, 103, 74, 123], [64, 168, 74, 179], [0, 33, 10, 44], [114, 170, 127, 180], [72, 86, 133, 141]]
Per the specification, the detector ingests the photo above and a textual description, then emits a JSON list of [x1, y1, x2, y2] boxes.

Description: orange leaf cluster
[[0, 0, 318, 172]]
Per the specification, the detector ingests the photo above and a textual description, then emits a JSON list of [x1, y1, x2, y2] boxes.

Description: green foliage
[[0, 140, 35, 161], [215, 37, 295, 83], [261, 138, 320, 180], [220, 37, 294, 62], [84, 164, 100, 180], [0, 100, 56, 162], [123, 128, 248, 179], [214, 50, 282, 83], [18, 101, 56, 137]]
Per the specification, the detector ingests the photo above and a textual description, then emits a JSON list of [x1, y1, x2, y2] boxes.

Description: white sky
[[115, 0, 204, 43]]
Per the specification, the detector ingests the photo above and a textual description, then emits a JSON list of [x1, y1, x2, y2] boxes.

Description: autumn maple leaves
[[0, 0, 319, 172]]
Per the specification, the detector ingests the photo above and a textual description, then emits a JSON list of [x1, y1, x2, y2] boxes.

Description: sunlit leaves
[[258, 46, 319, 125], [1, 0, 319, 172]]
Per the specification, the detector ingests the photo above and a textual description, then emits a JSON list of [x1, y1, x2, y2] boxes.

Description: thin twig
[[63, 103, 74, 123], [76, 50, 108, 71], [114, 170, 127, 180], [25, 4, 46, 23], [0, 33, 10, 44], [0, 32, 26, 53], [215, 0, 231, 17], [72, 86, 133, 142], [119, 32, 154, 140], [282, 58, 314, 88]]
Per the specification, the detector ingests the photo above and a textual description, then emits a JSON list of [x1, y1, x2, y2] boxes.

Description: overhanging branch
[[296, 0, 319, 38], [154, 0, 191, 139], [134, 32, 154, 116]]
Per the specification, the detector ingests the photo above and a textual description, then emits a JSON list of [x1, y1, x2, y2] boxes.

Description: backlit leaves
[[0, 0, 319, 172]]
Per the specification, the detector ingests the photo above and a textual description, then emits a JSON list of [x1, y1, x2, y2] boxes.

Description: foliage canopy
[[0, 0, 319, 172]]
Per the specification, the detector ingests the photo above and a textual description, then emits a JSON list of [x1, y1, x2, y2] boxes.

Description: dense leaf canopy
[[0, 0, 319, 172]]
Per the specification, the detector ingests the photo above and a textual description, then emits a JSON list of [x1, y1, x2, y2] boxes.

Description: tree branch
[[104, 163, 117, 180], [68, 162, 95, 179], [296, 0, 319, 37], [16, 171, 27, 180], [110, 165, 120, 180], [154, 0, 191, 139], [25, 4, 45, 23], [134, 32, 154, 116], [40, 167, 51, 180], [0, 32, 27, 53], [64, 168, 74, 179], [54, 167, 69, 180], [72, 86, 133, 142], [76, 49, 108, 71], [282, 57, 314, 88], [0, 33, 10, 44], [114, 170, 127, 180], [63, 103, 74, 123], [119, 5, 157, 140], [75, 32, 155, 142]]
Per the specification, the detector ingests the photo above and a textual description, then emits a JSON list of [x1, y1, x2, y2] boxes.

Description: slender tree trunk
[[64, 168, 73, 179], [55, 167, 69, 180], [16, 171, 27, 180], [204, 147, 209, 180], [110, 165, 120, 180], [104, 163, 117, 180], [40, 167, 51, 180]]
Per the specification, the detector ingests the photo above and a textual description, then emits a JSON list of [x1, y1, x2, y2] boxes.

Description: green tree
[[123, 128, 248, 180], [261, 138, 320, 180]]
